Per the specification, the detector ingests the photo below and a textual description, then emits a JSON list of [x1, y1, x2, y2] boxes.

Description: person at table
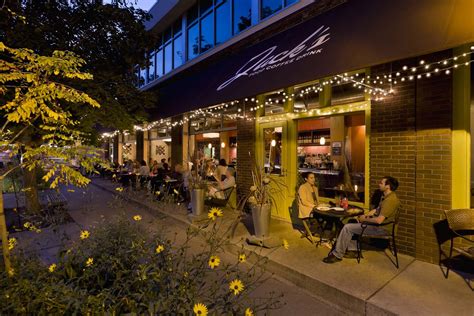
[[138, 160, 149, 188], [215, 159, 228, 182], [323, 176, 400, 263], [298, 172, 319, 219], [208, 168, 236, 199]]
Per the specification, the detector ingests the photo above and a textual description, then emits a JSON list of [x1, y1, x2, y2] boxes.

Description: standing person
[[215, 159, 227, 182], [323, 176, 400, 263]]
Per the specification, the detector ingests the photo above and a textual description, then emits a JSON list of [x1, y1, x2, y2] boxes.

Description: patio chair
[[442, 209, 474, 283], [205, 186, 235, 209], [356, 207, 401, 268]]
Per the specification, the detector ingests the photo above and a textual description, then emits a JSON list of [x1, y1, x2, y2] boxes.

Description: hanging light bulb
[[208, 143, 212, 149], [271, 139, 276, 147], [221, 142, 226, 148], [319, 137, 326, 145]]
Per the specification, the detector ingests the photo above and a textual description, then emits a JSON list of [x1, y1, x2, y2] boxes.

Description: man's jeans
[[332, 223, 388, 259]]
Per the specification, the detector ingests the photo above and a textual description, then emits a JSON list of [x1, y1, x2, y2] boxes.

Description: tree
[[0, 42, 106, 209], [0, 0, 157, 139]]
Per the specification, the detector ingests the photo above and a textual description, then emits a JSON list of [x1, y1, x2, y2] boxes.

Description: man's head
[[303, 172, 316, 186], [226, 168, 236, 178], [379, 176, 399, 192]]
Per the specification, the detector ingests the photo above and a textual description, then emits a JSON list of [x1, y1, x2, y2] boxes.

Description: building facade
[[104, 0, 474, 263]]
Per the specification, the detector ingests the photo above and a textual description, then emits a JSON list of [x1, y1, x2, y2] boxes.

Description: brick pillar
[[136, 130, 144, 162], [236, 113, 256, 201], [113, 135, 119, 164]]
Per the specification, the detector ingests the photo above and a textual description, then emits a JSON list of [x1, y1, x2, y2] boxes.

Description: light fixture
[[203, 132, 220, 138], [208, 143, 212, 149], [221, 142, 226, 148], [319, 137, 326, 145], [271, 139, 276, 147]]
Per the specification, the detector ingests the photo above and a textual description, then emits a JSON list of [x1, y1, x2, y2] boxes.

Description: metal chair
[[442, 209, 474, 286], [356, 208, 401, 268], [205, 186, 235, 209]]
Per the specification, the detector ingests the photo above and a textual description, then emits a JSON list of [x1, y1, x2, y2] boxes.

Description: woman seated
[[208, 168, 236, 199], [298, 172, 319, 218]]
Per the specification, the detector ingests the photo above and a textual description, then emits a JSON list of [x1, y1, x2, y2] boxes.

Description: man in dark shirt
[[323, 176, 400, 263]]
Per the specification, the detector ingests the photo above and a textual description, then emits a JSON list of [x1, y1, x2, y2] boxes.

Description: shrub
[[0, 211, 283, 314]]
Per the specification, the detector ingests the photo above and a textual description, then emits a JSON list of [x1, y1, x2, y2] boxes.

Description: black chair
[[356, 208, 401, 268], [442, 209, 474, 289], [205, 186, 235, 208]]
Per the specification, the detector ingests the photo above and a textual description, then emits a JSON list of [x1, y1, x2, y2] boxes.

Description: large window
[[233, 0, 251, 34], [187, 22, 199, 60], [164, 43, 173, 73], [173, 35, 184, 68], [297, 113, 366, 203], [156, 48, 164, 77], [148, 53, 155, 82], [200, 12, 214, 53], [216, 0, 231, 45]]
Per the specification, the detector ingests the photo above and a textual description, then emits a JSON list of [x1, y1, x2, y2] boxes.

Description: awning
[[153, 0, 474, 118]]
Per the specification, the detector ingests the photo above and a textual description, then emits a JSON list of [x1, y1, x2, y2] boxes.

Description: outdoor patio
[[91, 178, 474, 316]]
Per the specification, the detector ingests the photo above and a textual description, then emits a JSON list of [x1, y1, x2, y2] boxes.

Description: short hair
[[219, 159, 227, 166], [383, 176, 399, 191], [302, 172, 315, 180]]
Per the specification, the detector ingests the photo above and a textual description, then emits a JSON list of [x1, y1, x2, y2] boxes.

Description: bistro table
[[311, 205, 365, 248]]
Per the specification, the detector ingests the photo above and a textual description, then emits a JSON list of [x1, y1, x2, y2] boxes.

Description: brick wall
[[370, 51, 453, 263], [236, 113, 256, 201]]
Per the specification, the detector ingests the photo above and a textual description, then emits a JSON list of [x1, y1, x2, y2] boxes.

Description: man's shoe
[[323, 253, 342, 264], [344, 250, 359, 259]]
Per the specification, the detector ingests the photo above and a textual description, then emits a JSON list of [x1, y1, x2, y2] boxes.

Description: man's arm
[[358, 214, 385, 224]]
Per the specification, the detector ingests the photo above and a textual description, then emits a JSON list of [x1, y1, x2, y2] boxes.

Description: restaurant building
[[104, 0, 474, 263]]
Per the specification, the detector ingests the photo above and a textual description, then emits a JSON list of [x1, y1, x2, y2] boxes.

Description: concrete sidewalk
[[91, 178, 474, 316]]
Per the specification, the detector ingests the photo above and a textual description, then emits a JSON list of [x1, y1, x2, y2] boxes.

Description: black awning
[[154, 0, 474, 118]]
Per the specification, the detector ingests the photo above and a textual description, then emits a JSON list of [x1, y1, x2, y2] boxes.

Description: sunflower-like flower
[[282, 239, 289, 250], [112, 174, 117, 178], [245, 308, 254, 316], [229, 279, 244, 295], [8, 238, 17, 250], [133, 215, 142, 221], [115, 187, 124, 192], [23, 222, 31, 229], [193, 303, 208, 316], [207, 207, 223, 220], [208, 255, 220, 269], [48, 263, 57, 273], [80, 230, 90, 240], [86, 257, 94, 267], [238, 253, 246, 263], [155, 245, 164, 254]]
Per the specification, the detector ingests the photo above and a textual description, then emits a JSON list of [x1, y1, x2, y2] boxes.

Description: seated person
[[208, 168, 236, 199], [323, 176, 400, 263], [215, 159, 228, 182], [298, 172, 319, 219]]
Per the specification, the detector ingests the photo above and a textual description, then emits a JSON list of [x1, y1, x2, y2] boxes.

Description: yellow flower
[[193, 303, 208, 316], [208, 255, 220, 269], [173, 189, 179, 195], [80, 230, 90, 240], [229, 279, 244, 295], [112, 174, 117, 178], [115, 187, 123, 192], [86, 257, 94, 267], [282, 239, 289, 250], [8, 238, 17, 250], [8, 268, 14, 277], [155, 191, 161, 195], [48, 263, 57, 273], [207, 207, 223, 220], [133, 215, 142, 221], [238, 253, 246, 263], [155, 245, 164, 254], [23, 222, 31, 229], [67, 189, 75, 192], [245, 308, 254, 316]]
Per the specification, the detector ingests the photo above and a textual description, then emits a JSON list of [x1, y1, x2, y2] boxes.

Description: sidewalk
[[92, 178, 474, 316]]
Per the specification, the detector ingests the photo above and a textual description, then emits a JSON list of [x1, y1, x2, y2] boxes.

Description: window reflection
[[187, 23, 199, 60], [264, 127, 282, 175], [164, 43, 172, 73], [148, 53, 155, 82], [200, 13, 214, 53], [173, 35, 183, 68], [216, 1, 231, 45], [156, 49, 163, 77], [261, 0, 282, 19], [233, 0, 251, 34]]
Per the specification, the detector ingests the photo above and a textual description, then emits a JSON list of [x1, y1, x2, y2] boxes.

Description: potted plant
[[186, 156, 208, 216]]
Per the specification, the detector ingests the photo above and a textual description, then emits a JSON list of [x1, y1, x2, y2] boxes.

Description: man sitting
[[323, 176, 400, 263], [208, 168, 236, 199]]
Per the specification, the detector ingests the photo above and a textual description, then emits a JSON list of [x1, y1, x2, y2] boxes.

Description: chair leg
[[302, 219, 314, 244], [391, 238, 399, 269], [356, 235, 362, 263]]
